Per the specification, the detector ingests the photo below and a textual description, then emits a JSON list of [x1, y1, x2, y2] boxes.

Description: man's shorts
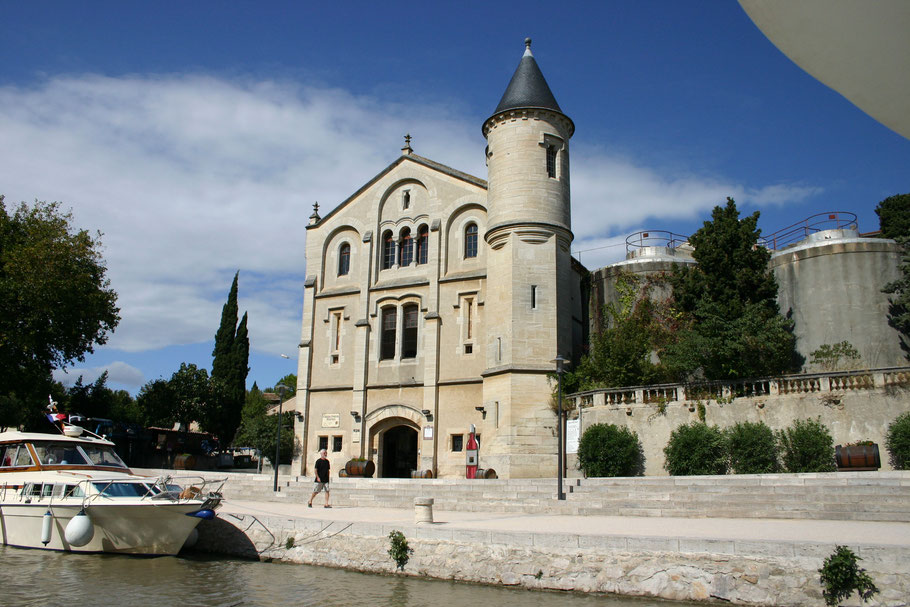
[[313, 482, 330, 493]]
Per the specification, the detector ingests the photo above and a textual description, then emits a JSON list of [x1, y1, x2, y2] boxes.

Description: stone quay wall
[[194, 510, 908, 606]]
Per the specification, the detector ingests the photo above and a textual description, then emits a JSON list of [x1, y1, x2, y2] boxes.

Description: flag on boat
[[47, 413, 67, 423]]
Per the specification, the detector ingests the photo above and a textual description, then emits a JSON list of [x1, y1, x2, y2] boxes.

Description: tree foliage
[[65, 372, 141, 423], [207, 272, 250, 444], [663, 422, 728, 476], [885, 412, 910, 470], [809, 341, 862, 372], [577, 423, 643, 477], [725, 421, 779, 474], [664, 198, 800, 380], [233, 383, 296, 465], [568, 272, 676, 391], [0, 197, 120, 428], [776, 418, 836, 473], [818, 545, 879, 607], [875, 192, 910, 240], [136, 363, 213, 430]]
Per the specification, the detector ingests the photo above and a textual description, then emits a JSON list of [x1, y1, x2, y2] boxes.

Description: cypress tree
[[212, 272, 239, 382], [208, 272, 249, 444]]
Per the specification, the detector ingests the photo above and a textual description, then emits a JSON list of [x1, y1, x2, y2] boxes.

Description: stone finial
[[402, 133, 413, 156], [308, 201, 321, 225], [524, 37, 532, 56]]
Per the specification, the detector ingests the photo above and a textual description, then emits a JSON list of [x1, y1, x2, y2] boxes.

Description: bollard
[[414, 497, 434, 524]]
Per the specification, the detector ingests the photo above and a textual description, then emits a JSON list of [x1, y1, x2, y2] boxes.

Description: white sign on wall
[[566, 419, 580, 454], [352, 427, 361, 443], [322, 413, 340, 428]]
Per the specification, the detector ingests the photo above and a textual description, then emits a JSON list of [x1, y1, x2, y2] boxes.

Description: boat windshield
[[92, 482, 153, 497], [80, 445, 127, 468], [0, 445, 34, 468], [31, 442, 126, 468], [33, 443, 91, 466]]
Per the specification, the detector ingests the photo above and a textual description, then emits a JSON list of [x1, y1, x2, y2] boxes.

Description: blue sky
[[2, 2, 907, 395]]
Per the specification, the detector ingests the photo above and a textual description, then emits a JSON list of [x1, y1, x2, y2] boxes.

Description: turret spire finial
[[524, 37, 532, 56]]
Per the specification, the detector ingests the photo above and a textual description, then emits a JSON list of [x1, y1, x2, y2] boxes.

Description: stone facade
[[293, 43, 586, 479]]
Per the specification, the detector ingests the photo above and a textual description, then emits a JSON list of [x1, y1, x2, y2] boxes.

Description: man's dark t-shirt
[[315, 458, 330, 483]]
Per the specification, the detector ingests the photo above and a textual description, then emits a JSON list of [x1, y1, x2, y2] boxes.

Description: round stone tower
[[480, 39, 576, 478]]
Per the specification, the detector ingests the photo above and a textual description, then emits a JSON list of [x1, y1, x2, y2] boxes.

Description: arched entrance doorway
[[381, 425, 418, 478]]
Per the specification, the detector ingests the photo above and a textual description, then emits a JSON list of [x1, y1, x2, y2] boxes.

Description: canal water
[[0, 545, 700, 607]]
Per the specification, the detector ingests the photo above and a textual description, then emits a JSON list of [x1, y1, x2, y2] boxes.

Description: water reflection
[[0, 546, 697, 607]]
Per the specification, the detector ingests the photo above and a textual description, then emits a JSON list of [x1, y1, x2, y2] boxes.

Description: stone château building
[[293, 40, 587, 479]]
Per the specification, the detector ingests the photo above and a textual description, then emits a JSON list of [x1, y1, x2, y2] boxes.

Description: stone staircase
[[148, 468, 910, 522]]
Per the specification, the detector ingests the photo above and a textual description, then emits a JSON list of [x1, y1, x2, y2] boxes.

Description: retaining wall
[[194, 510, 909, 606]]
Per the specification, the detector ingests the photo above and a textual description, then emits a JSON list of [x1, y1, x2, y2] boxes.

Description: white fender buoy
[[182, 527, 199, 550], [41, 509, 53, 545], [64, 509, 94, 547]]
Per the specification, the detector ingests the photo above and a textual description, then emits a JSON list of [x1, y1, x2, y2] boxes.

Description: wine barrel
[[410, 469, 434, 479], [475, 468, 497, 479], [174, 454, 196, 470], [344, 459, 376, 477], [835, 444, 881, 471]]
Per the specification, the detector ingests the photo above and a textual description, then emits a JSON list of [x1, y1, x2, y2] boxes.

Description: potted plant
[[835, 440, 881, 471]]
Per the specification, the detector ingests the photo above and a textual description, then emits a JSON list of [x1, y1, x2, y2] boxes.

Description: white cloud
[[0, 74, 823, 367], [571, 144, 823, 243], [53, 361, 145, 389]]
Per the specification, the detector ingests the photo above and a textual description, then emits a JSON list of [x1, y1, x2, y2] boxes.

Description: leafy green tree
[[208, 272, 250, 444], [0, 197, 119, 428], [883, 237, 910, 359], [271, 374, 298, 396], [136, 379, 176, 428], [136, 363, 212, 430], [233, 384, 295, 465], [875, 193, 910, 240], [570, 272, 675, 390], [664, 198, 800, 380], [875, 193, 910, 358]]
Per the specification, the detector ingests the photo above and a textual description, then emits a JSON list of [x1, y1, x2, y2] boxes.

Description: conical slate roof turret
[[493, 38, 563, 115]]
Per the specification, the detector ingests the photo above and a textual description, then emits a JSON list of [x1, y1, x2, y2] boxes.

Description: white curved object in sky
[[740, 0, 910, 140]]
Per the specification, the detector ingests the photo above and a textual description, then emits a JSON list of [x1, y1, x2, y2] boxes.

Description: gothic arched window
[[464, 223, 478, 259], [337, 243, 350, 276], [382, 230, 395, 270], [399, 228, 413, 267], [380, 306, 397, 360], [416, 225, 428, 265], [401, 303, 418, 359]]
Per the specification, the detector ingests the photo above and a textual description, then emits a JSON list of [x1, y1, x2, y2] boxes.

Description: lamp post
[[552, 355, 568, 500], [273, 383, 291, 492]]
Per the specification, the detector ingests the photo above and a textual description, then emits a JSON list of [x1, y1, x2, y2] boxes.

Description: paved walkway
[[219, 498, 910, 547]]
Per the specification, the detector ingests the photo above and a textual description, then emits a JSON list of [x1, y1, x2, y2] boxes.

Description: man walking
[[308, 449, 331, 508]]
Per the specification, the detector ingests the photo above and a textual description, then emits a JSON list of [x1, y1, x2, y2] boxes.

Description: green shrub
[[577, 423, 643, 477], [387, 530, 413, 570], [818, 545, 879, 606], [777, 418, 836, 472], [663, 422, 727, 476], [726, 421, 779, 474], [886, 411, 910, 470]]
